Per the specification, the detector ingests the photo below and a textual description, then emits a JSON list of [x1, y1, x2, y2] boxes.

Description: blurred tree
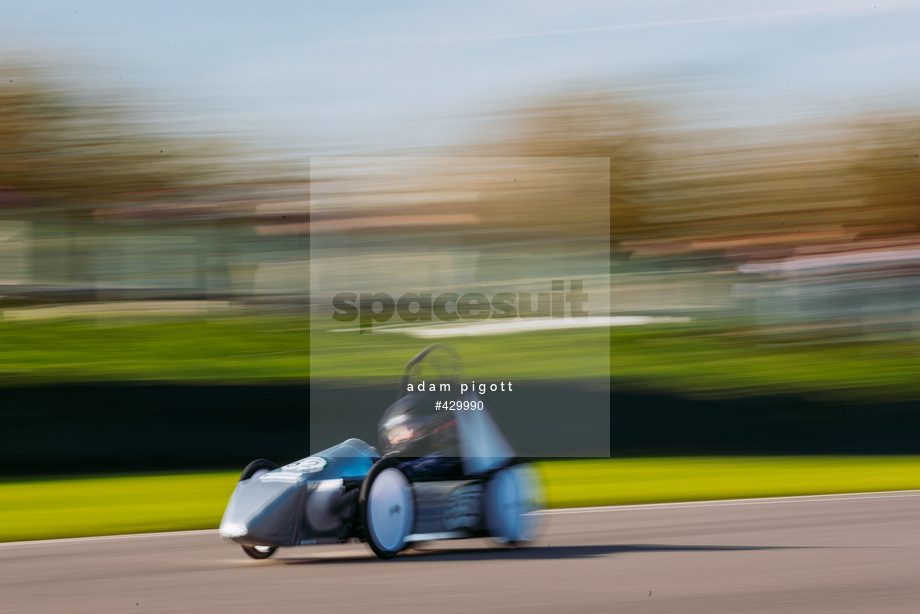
[[467, 88, 664, 242], [0, 61, 219, 213], [850, 113, 920, 234], [468, 86, 920, 246]]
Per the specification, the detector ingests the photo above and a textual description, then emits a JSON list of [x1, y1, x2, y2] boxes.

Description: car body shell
[[219, 438, 514, 549]]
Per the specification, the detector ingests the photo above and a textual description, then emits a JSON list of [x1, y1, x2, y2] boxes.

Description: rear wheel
[[360, 459, 414, 559], [484, 462, 544, 545], [238, 459, 278, 560]]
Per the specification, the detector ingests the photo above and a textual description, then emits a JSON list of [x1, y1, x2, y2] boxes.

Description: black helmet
[[377, 391, 440, 456]]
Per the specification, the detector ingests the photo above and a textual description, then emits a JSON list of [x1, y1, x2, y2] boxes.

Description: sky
[[2, 0, 920, 155]]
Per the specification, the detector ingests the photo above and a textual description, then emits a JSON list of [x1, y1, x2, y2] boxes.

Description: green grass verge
[[0, 473, 239, 543], [1, 316, 919, 400], [2, 457, 919, 543], [539, 456, 920, 508]]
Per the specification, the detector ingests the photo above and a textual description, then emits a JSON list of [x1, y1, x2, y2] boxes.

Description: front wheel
[[241, 544, 276, 560], [360, 459, 415, 559], [240, 458, 277, 482], [239, 459, 278, 560]]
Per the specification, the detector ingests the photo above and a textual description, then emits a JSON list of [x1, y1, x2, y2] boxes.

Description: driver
[[377, 391, 457, 458]]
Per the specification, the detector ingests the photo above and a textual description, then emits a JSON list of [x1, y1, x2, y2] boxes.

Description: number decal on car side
[[281, 456, 328, 474]]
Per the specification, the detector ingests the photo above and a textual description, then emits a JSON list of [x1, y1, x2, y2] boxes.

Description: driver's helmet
[[378, 391, 455, 457]]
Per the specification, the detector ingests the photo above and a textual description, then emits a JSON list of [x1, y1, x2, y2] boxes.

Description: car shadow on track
[[277, 543, 811, 565]]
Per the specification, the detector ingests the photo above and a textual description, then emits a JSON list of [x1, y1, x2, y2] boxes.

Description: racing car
[[219, 344, 543, 560]]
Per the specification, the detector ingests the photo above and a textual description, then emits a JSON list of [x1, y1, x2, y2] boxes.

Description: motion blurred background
[[2, 1, 920, 475]]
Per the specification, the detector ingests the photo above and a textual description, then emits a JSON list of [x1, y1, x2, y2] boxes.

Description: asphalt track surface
[[3, 491, 919, 613]]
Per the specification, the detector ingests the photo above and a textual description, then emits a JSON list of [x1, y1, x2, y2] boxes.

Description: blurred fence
[[4, 383, 919, 477], [0, 186, 309, 312]]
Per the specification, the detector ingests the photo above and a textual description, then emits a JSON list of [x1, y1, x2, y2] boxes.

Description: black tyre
[[359, 458, 415, 560], [240, 458, 277, 482], [239, 459, 278, 560], [241, 544, 277, 560]]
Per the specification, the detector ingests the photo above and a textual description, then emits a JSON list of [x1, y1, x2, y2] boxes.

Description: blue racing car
[[219, 344, 543, 560]]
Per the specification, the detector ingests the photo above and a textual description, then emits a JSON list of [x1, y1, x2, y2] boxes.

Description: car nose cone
[[219, 473, 305, 546]]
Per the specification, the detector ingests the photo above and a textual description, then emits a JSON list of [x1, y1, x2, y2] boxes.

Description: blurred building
[[3, 177, 918, 341]]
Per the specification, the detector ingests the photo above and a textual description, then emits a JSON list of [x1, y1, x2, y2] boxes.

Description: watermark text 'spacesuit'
[[331, 280, 588, 333]]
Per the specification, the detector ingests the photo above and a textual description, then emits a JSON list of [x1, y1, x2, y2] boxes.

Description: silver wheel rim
[[367, 468, 413, 553]]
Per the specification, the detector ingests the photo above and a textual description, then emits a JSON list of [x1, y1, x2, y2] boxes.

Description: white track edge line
[[0, 529, 218, 548], [537, 489, 920, 514]]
